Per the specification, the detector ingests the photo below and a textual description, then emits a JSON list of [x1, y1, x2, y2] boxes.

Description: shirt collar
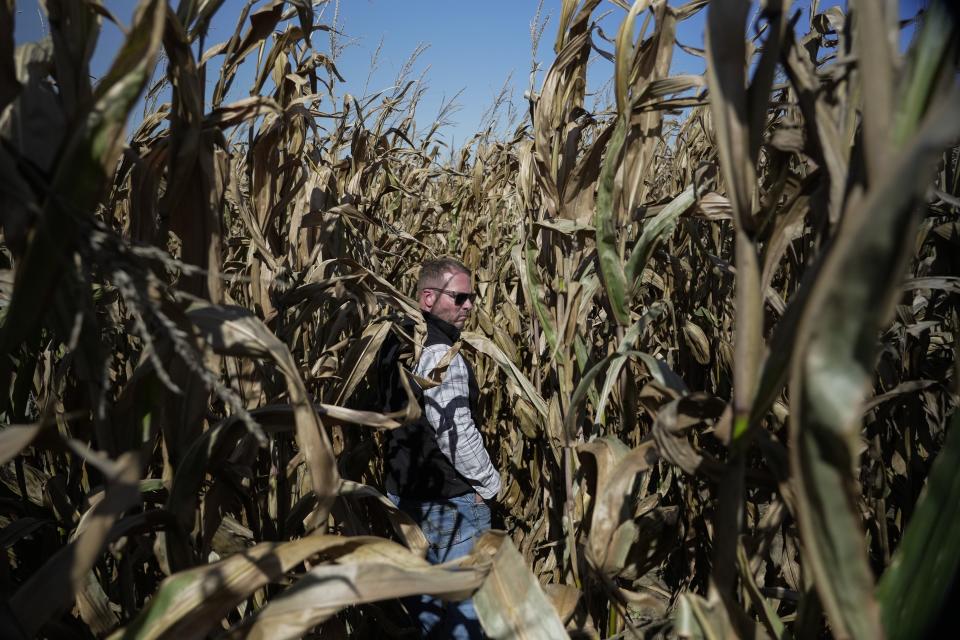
[[422, 310, 461, 342]]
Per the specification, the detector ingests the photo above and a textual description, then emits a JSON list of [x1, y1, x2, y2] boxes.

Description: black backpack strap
[[375, 319, 418, 413]]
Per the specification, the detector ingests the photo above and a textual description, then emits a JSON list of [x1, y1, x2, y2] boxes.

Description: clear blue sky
[[13, 0, 923, 150]]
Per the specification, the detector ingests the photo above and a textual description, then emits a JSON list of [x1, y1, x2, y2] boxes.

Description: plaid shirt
[[416, 344, 501, 499]]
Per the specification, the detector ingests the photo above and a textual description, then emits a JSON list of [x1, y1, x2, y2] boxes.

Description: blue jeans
[[389, 492, 490, 639]]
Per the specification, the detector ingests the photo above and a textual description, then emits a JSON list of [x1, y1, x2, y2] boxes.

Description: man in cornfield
[[382, 257, 500, 639]]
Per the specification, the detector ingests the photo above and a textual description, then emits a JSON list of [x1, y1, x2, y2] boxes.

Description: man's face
[[421, 270, 475, 329]]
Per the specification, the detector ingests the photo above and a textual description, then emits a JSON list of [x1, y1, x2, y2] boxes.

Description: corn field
[[1, 0, 959, 638]]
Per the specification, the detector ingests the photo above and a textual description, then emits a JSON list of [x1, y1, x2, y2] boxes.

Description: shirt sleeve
[[415, 344, 501, 499]]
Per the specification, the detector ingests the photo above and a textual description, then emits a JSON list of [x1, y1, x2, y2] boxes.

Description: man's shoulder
[[418, 342, 463, 364], [417, 344, 469, 379]]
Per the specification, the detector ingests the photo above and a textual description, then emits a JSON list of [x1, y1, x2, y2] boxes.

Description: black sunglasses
[[425, 288, 476, 306]]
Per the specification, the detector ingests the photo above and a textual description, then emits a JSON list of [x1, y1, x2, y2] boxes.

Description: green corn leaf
[[0, 0, 165, 378], [624, 185, 695, 288], [594, 115, 631, 326], [877, 412, 960, 640], [789, 91, 960, 640], [522, 243, 559, 355]]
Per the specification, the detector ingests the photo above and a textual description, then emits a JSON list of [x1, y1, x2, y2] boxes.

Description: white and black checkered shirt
[[416, 345, 501, 499]]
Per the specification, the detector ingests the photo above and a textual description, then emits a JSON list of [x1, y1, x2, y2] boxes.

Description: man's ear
[[420, 288, 434, 310]]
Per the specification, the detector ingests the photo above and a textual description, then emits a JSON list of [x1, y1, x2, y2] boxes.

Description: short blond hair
[[417, 257, 470, 293]]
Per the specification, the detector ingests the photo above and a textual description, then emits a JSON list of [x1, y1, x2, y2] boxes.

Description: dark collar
[[422, 310, 461, 342]]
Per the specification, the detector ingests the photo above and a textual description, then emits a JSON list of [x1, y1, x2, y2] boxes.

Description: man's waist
[[389, 489, 478, 504]]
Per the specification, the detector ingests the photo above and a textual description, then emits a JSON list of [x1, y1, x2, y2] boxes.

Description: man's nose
[[462, 297, 473, 311]]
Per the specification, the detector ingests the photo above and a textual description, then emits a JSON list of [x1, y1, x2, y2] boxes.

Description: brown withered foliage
[[1, 1, 958, 639]]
